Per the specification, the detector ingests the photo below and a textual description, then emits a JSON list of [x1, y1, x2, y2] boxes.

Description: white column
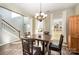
[[62, 10, 67, 43], [50, 14, 53, 35]]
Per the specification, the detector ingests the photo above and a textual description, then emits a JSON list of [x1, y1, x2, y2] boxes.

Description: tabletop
[[25, 34, 51, 42]]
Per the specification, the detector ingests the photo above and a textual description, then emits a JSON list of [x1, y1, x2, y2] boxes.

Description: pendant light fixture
[[35, 3, 47, 22]]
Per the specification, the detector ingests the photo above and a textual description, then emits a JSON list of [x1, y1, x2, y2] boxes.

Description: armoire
[[68, 16, 79, 53]]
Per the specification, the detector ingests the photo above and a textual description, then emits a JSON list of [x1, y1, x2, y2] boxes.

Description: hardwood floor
[[0, 40, 78, 55]]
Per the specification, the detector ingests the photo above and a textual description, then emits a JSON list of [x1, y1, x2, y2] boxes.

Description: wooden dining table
[[21, 34, 51, 55]]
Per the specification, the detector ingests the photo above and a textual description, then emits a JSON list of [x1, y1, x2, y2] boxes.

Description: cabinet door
[[68, 17, 73, 49], [77, 38, 79, 52], [70, 37, 77, 52], [68, 16, 78, 52], [77, 16, 79, 34], [69, 16, 78, 34], [74, 16, 77, 34]]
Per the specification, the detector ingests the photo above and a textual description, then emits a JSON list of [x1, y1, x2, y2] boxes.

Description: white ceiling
[[0, 3, 78, 17]]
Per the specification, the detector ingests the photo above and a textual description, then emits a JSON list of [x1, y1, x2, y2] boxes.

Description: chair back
[[21, 38, 34, 55], [58, 34, 64, 50], [44, 31, 49, 35]]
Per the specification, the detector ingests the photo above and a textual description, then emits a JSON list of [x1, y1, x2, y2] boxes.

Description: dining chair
[[21, 38, 42, 55], [44, 31, 49, 35], [48, 34, 64, 55]]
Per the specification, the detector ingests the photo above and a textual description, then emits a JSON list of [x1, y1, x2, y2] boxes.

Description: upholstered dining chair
[[48, 34, 64, 55]]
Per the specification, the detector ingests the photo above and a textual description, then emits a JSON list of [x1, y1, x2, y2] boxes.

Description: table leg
[[37, 40, 39, 46], [42, 41, 45, 55], [48, 50, 51, 55]]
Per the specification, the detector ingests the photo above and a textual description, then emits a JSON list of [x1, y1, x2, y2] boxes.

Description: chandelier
[[35, 3, 47, 22]]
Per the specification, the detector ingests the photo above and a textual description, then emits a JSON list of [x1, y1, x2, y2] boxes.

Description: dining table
[[21, 34, 52, 55]]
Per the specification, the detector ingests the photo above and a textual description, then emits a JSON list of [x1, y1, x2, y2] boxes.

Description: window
[[24, 17, 32, 34], [35, 20, 44, 34]]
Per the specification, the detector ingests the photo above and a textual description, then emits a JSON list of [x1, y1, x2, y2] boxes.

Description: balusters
[[1, 19, 20, 37]]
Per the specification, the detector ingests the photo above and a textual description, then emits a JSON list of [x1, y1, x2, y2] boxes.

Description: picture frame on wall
[[54, 21, 62, 31]]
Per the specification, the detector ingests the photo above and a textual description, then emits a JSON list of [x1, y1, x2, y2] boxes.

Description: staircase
[[0, 18, 21, 46]]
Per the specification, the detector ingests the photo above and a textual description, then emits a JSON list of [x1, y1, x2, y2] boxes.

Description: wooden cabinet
[[68, 16, 79, 53]]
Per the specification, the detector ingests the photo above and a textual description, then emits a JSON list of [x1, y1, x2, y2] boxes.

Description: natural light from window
[[11, 12, 20, 18], [35, 20, 43, 34]]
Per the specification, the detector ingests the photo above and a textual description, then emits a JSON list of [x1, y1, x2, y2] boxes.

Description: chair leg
[[48, 50, 51, 55], [59, 51, 61, 55], [23, 50, 25, 55], [23, 52, 26, 55]]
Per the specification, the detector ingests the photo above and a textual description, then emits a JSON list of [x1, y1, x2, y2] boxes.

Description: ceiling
[[0, 3, 78, 17]]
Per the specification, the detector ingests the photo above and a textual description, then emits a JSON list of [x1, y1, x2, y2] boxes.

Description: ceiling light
[[35, 3, 47, 22]]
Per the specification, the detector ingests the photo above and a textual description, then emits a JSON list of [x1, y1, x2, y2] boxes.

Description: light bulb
[[41, 12, 44, 15], [36, 13, 39, 16], [35, 16, 37, 18]]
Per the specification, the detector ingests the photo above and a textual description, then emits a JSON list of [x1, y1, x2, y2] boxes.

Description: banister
[[1, 18, 21, 38]]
